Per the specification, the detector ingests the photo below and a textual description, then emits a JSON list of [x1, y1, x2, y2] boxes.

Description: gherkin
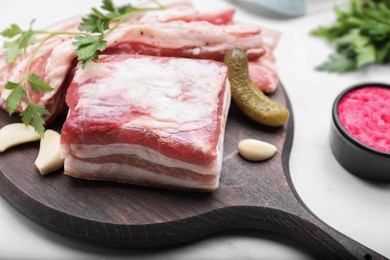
[[224, 48, 289, 127]]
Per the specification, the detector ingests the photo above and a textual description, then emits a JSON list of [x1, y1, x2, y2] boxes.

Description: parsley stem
[[23, 34, 55, 103], [33, 30, 87, 36]]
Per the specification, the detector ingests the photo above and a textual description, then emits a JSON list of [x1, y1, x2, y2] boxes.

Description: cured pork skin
[[61, 55, 231, 191]]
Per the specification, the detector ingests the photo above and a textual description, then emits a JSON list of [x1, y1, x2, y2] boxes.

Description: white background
[[0, 0, 389, 259]]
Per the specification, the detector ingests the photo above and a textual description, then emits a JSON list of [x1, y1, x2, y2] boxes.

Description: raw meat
[[0, 0, 279, 125], [247, 27, 281, 93], [249, 45, 279, 93], [104, 20, 264, 62], [61, 54, 231, 191]]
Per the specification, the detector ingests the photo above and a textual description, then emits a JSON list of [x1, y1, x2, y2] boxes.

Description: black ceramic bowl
[[330, 83, 390, 182]]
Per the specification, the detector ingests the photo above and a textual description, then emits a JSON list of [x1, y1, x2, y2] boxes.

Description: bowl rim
[[332, 82, 390, 157]]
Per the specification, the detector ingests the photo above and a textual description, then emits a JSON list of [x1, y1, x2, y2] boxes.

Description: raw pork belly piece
[[61, 55, 231, 191], [104, 20, 264, 61]]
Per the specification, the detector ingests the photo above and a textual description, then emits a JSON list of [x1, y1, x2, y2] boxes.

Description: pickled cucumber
[[224, 48, 289, 127]]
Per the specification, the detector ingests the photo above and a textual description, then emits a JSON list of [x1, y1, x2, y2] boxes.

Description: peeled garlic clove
[[35, 130, 64, 175], [238, 139, 277, 161], [0, 123, 40, 152]]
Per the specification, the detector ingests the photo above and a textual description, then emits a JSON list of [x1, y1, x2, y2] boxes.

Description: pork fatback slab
[[61, 54, 231, 191]]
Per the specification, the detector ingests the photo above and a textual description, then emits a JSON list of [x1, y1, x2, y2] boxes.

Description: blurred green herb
[[312, 0, 390, 72]]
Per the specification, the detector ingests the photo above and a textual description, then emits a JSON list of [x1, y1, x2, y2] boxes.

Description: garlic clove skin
[[0, 123, 40, 152], [35, 130, 64, 175], [238, 139, 277, 161]]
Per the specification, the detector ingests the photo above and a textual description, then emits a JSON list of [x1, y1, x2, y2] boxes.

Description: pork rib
[[61, 54, 231, 191]]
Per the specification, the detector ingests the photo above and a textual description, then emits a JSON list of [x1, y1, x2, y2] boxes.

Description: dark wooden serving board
[[0, 85, 386, 260]]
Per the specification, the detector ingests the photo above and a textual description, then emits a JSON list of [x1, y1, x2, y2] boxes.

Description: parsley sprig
[[312, 0, 390, 72], [1, 0, 163, 136], [2, 33, 56, 136], [75, 0, 163, 67]]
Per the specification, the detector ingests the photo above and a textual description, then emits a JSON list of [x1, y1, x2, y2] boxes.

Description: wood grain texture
[[0, 85, 387, 260]]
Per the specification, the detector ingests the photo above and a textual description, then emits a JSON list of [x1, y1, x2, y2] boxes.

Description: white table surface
[[0, 0, 389, 259]]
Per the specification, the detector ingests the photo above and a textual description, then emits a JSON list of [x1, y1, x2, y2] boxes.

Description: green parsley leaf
[[102, 0, 117, 13], [29, 74, 54, 94], [317, 53, 356, 72], [1, 22, 39, 63], [79, 9, 111, 33], [4, 81, 26, 115], [73, 35, 107, 68], [356, 44, 376, 67], [20, 102, 50, 137], [3, 40, 20, 63], [18, 31, 38, 53], [79, 14, 103, 33], [117, 4, 138, 15], [92, 7, 108, 20], [1, 24, 22, 38]]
